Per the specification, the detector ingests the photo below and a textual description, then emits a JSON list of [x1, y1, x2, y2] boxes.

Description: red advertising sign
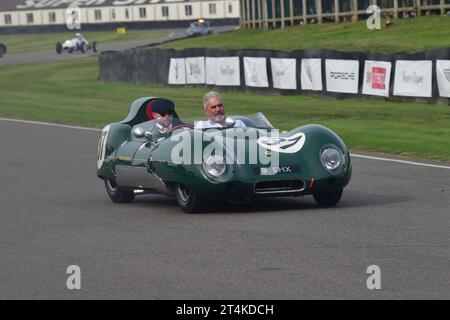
[[366, 67, 386, 90]]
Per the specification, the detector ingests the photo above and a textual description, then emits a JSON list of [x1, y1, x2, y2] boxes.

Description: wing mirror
[[224, 117, 236, 128], [132, 126, 151, 139]]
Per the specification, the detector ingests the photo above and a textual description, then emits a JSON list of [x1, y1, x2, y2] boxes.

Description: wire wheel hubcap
[[177, 184, 191, 203], [106, 179, 117, 191]]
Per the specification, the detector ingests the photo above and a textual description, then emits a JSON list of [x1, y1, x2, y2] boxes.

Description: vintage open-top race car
[[56, 33, 97, 54], [186, 19, 216, 37], [97, 97, 352, 213]]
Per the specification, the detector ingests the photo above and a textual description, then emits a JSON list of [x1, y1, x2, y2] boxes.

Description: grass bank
[[0, 58, 449, 161], [160, 16, 450, 53]]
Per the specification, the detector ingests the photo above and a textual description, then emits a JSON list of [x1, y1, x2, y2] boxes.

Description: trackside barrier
[[99, 47, 450, 104]]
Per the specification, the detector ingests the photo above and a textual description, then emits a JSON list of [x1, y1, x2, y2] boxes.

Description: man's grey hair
[[203, 91, 222, 109]]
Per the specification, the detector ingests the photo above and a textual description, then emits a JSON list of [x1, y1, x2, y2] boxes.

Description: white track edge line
[[1, 117, 449, 170], [351, 154, 450, 170], [0, 117, 101, 132]]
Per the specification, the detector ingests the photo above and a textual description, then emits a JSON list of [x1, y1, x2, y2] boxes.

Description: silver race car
[[186, 19, 216, 37], [56, 33, 97, 54]]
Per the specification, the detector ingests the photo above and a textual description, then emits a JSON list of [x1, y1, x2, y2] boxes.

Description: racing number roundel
[[97, 125, 110, 170], [257, 132, 306, 154]]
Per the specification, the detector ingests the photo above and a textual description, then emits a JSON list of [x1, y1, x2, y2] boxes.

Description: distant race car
[[186, 19, 216, 37], [0, 42, 6, 57], [56, 33, 97, 54], [97, 97, 352, 213]]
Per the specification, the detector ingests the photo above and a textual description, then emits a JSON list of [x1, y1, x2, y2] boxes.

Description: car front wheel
[[104, 178, 135, 203], [175, 184, 204, 213], [313, 189, 343, 207]]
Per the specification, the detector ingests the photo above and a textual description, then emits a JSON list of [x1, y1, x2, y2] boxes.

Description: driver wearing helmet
[[75, 33, 86, 43]]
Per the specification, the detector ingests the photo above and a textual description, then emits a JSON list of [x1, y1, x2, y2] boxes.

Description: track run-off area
[[0, 26, 237, 66], [0, 117, 449, 299]]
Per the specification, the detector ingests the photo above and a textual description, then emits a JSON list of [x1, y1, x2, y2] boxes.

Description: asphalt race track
[[0, 118, 449, 299], [0, 26, 237, 66]]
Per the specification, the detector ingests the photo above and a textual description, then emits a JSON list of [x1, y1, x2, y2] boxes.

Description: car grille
[[253, 180, 306, 194]]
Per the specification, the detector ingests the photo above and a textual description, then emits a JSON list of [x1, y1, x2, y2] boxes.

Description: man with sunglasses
[[150, 98, 177, 133], [194, 91, 247, 129]]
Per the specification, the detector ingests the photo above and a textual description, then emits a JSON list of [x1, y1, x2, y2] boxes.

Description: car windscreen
[[180, 113, 274, 129]]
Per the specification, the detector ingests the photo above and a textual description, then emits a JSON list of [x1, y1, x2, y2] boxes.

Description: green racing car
[[97, 97, 352, 213]]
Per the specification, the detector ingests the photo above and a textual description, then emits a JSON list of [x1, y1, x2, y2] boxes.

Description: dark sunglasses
[[159, 111, 173, 116]]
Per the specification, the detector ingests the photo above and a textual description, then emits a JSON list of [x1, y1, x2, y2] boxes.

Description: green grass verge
[[1, 29, 172, 54], [0, 58, 449, 161], [160, 16, 450, 53]]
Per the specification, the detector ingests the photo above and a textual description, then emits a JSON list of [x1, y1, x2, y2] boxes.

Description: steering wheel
[[169, 124, 193, 133]]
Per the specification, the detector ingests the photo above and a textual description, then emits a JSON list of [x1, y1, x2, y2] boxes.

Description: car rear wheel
[[56, 42, 62, 54], [0, 44, 6, 57], [104, 178, 135, 203], [313, 189, 343, 207], [175, 184, 204, 214], [92, 41, 98, 52]]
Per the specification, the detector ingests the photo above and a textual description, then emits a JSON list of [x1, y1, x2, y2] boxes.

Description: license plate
[[254, 165, 300, 175]]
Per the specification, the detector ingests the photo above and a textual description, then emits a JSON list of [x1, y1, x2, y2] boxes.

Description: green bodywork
[[97, 97, 352, 199]]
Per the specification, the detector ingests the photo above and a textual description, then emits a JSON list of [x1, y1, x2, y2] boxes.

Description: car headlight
[[320, 145, 345, 172], [204, 154, 226, 176], [202, 154, 232, 182]]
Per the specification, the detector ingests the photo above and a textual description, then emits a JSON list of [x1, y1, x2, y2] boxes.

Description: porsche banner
[[393, 60, 432, 97], [436, 60, 450, 98], [206, 57, 241, 86], [301, 59, 322, 91], [244, 57, 269, 87], [325, 59, 359, 94], [362, 61, 392, 97], [270, 58, 297, 90], [168, 58, 186, 85], [185, 57, 205, 84]]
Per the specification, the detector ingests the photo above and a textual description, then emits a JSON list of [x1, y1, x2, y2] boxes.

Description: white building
[[0, 0, 240, 29]]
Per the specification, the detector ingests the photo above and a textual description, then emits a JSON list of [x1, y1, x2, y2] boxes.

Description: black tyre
[[104, 178, 135, 203], [92, 41, 98, 52], [0, 44, 6, 57], [175, 184, 205, 214], [56, 42, 62, 54], [68, 47, 74, 54], [80, 43, 87, 53], [313, 189, 343, 207]]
